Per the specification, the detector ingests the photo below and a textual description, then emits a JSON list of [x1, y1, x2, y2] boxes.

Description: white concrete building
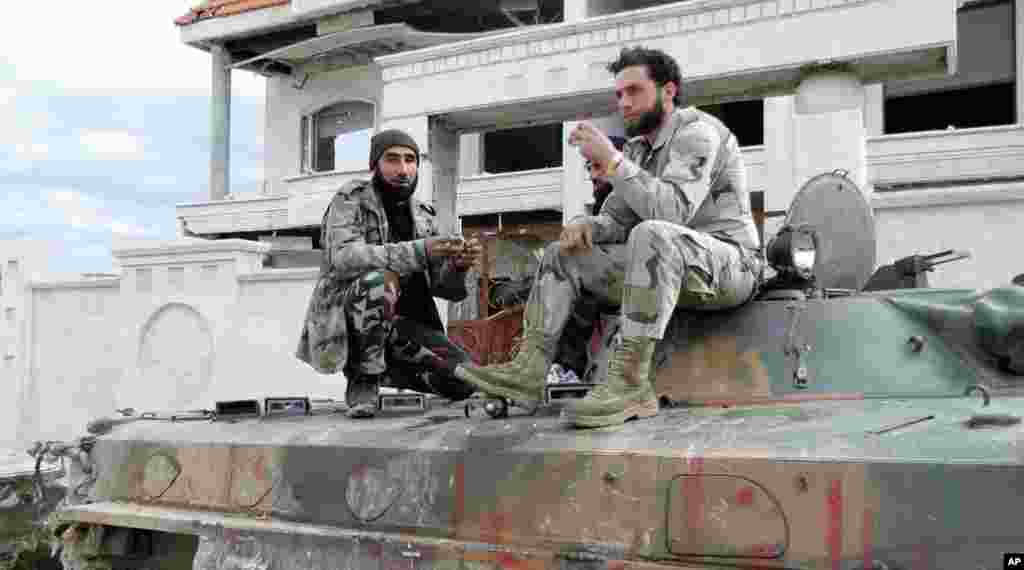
[[4, 0, 1024, 446]]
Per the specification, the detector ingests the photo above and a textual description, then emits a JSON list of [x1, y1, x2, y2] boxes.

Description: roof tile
[[175, 0, 290, 26]]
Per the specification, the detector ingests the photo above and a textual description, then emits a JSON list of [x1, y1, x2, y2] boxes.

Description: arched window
[[301, 100, 375, 173]]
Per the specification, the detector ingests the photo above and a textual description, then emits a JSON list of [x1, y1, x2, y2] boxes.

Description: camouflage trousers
[[541, 219, 760, 341], [344, 270, 475, 401]]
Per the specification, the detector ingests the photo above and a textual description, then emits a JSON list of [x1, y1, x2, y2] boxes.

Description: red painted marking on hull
[[481, 512, 508, 545], [453, 461, 465, 532], [685, 456, 705, 542], [862, 509, 875, 570], [496, 552, 519, 570], [590, 319, 606, 355], [914, 542, 931, 570], [481, 512, 521, 570], [736, 485, 755, 506], [748, 543, 778, 556], [826, 479, 843, 570]]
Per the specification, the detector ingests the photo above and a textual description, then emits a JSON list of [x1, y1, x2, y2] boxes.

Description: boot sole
[[566, 400, 659, 428], [454, 365, 542, 407]]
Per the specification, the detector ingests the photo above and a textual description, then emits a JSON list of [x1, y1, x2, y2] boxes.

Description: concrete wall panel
[[874, 193, 1024, 290]]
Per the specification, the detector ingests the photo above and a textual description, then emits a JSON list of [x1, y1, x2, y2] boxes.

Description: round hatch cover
[[782, 170, 876, 290]]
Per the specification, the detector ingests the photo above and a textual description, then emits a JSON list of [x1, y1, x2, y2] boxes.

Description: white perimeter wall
[[3, 240, 346, 447], [874, 186, 1024, 290], [6, 184, 1024, 447]]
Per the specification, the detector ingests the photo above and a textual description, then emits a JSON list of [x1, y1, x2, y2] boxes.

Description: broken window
[[699, 99, 764, 147], [589, 0, 687, 18], [301, 100, 374, 173], [482, 123, 563, 174], [373, 0, 563, 32], [883, 0, 1016, 133]]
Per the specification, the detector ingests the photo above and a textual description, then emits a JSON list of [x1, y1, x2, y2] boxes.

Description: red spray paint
[[826, 479, 843, 570]]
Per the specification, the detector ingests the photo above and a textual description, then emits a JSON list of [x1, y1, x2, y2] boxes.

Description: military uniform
[[580, 105, 761, 337], [456, 106, 762, 426], [295, 178, 476, 406]]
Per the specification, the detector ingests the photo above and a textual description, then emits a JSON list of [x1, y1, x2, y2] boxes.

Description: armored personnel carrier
[[19, 172, 1024, 569]]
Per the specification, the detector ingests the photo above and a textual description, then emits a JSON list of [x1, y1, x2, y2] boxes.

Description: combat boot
[[564, 336, 659, 428], [455, 277, 573, 404], [346, 373, 382, 419]]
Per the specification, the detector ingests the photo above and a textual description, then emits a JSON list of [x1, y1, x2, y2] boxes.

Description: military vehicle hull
[[52, 382, 1023, 570]]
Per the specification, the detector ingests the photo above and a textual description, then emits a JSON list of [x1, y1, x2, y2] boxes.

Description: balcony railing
[[177, 125, 1024, 236], [456, 146, 766, 216], [868, 124, 1024, 190], [457, 167, 564, 216]]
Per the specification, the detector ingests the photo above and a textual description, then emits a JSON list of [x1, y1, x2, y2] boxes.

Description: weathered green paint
[[41, 276, 1024, 570]]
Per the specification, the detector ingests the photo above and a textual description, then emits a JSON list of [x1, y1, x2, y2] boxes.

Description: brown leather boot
[[455, 276, 574, 404], [563, 336, 659, 428]]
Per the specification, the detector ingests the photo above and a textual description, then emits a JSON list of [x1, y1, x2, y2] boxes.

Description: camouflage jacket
[[296, 178, 469, 374], [574, 106, 760, 252]]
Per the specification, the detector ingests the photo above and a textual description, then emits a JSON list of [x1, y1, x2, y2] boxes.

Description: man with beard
[[296, 129, 482, 419], [456, 47, 762, 428]]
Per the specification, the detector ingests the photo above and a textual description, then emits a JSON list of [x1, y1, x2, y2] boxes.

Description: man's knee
[[629, 220, 702, 246], [348, 270, 401, 319]]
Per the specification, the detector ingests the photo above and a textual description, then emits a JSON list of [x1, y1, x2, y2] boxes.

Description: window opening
[[883, 0, 1016, 133], [698, 100, 764, 147], [482, 123, 563, 174], [302, 101, 374, 173]]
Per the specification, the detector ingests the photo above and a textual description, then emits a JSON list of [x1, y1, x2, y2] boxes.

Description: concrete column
[[863, 83, 885, 136], [428, 117, 459, 329], [1016, 0, 1024, 123], [763, 95, 796, 211], [564, 0, 587, 22], [210, 45, 232, 201], [791, 70, 868, 193], [459, 133, 482, 178], [428, 117, 460, 235]]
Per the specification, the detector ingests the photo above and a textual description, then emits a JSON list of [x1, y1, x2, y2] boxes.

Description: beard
[[373, 169, 418, 204], [624, 92, 665, 138]]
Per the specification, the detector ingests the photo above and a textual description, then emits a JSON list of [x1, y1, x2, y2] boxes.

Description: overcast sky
[[0, 1, 268, 274]]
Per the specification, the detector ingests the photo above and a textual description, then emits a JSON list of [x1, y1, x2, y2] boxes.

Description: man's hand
[[569, 122, 620, 170], [425, 237, 464, 260], [559, 222, 593, 255], [451, 238, 483, 271]]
